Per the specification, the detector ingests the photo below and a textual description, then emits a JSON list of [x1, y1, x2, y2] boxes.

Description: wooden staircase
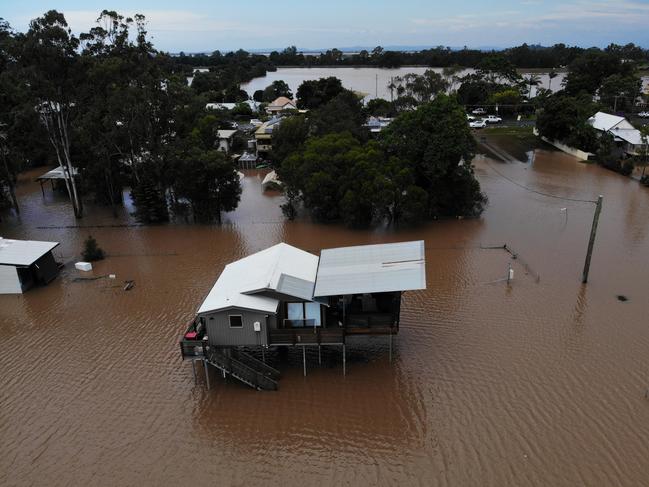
[[205, 347, 280, 391]]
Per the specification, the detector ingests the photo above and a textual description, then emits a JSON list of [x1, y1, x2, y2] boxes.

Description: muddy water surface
[[2, 150, 649, 486]]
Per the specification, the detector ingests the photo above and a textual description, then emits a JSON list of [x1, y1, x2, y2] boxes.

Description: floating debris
[[616, 295, 628, 302], [123, 280, 135, 291]]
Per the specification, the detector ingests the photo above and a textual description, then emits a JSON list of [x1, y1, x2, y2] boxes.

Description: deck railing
[[269, 327, 344, 345]]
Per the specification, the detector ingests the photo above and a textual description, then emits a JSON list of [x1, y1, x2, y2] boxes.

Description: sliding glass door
[[286, 302, 322, 328]]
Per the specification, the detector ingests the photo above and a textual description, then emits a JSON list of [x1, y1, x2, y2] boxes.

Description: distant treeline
[[175, 43, 649, 71]]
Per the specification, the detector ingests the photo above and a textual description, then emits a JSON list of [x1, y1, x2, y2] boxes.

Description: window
[[285, 302, 321, 328], [229, 315, 243, 328]]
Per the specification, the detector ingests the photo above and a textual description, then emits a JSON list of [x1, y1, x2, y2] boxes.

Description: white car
[[472, 108, 486, 115], [470, 119, 487, 129], [638, 111, 649, 118], [484, 115, 502, 123], [466, 114, 476, 121]]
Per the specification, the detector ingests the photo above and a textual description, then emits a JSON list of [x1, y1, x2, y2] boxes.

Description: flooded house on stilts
[[180, 241, 426, 390]]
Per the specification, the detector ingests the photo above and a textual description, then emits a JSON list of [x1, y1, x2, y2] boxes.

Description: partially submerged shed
[[0, 238, 60, 294]]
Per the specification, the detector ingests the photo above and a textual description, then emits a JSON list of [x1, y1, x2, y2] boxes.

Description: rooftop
[[0, 238, 59, 266], [197, 243, 320, 314], [314, 241, 426, 297]]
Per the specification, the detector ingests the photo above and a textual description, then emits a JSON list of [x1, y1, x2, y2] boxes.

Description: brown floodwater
[[2, 147, 649, 486]]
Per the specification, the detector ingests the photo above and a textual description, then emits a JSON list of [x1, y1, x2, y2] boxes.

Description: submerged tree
[[20, 11, 83, 217], [381, 95, 486, 218]]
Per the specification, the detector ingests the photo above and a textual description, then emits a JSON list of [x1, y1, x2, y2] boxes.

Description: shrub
[[82, 235, 105, 262]]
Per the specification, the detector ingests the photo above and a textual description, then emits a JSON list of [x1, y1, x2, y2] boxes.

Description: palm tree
[[523, 74, 541, 100], [548, 70, 558, 92]]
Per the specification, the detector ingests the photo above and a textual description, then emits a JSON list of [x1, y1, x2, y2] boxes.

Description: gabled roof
[[589, 112, 637, 132], [0, 238, 59, 266], [268, 97, 296, 109], [36, 165, 79, 181], [217, 129, 237, 139], [588, 112, 643, 146], [313, 241, 426, 297], [197, 243, 319, 314]]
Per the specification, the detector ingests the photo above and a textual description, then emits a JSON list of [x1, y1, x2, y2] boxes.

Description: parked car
[[472, 108, 486, 115], [484, 115, 502, 123], [469, 119, 487, 129], [466, 114, 476, 121], [638, 111, 649, 118]]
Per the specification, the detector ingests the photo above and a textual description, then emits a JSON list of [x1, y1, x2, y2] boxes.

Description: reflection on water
[[2, 149, 649, 486]]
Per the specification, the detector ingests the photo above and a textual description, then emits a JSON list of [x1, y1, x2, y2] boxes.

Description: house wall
[[0, 265, 22, 294], [32, 252, 59, 285], [203, 309, 276, 347], [218, 139, 230, 152]]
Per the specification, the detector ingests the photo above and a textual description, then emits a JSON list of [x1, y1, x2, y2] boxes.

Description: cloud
[[412, 0, 649, 31]]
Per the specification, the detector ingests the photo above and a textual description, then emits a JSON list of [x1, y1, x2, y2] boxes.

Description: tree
[[381, 95, 486, 217], [262, 79, 292, 102], [171, 144, 241, 222], [309, 90, 366, 139], [522, 73, 541, 99], [296, 77, 344, 110], [82, 235, 105, 261], [270, 115, 309, 167], [20, 11, 83, 217], [536, 93, 599, 151], [392, 70, 448, 108], [564, 49, 634, 96], [598, 74, 641, 112]]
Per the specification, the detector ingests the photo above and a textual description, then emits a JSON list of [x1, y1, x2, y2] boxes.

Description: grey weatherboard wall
[[203, 309, 277, 347]]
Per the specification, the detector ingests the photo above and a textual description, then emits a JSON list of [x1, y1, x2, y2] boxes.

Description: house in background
[[588, 112, 644, 156], [266, 96, 297, 114], [217, 129, 237, 153], [0, 238, 60, 294], [180, 241, 426, 390], [254, 117, 283, 157]]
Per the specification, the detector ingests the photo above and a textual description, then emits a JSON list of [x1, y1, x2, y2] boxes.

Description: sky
[[2, 0, 648, 52]]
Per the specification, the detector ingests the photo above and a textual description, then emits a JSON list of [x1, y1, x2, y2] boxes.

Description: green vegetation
[[277, 94, 486, 226], [82, 235, 105, 261], [0, 10, 243, 222]]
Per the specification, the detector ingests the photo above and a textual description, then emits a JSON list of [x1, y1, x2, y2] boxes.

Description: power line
[[483, 159, 598, 204]]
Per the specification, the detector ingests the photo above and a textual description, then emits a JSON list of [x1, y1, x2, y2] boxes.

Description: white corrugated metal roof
[[36, 165, 79, 181], [314, 241, 426, 297], [0, 238, 59, 266], [588, 112, 626, 132], [197, 243, 319, 314]]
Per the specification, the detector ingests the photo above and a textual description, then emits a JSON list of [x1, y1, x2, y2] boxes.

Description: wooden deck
[[269, 327, 345, 345]]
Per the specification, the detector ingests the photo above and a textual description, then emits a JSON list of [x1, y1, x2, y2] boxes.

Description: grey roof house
[[180, 241, 426, 390]]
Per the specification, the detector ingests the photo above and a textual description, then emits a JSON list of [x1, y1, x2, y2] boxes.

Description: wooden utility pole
[[582, 195, 603, 284]]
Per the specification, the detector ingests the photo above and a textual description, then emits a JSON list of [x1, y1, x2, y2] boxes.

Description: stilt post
[[302, 345, 307, 377], [203, 359, 210, 390], [318, 344, 322, 365], [389, 331, 392, 363], [191, 359, 197, 384], [342, 344, 346, 376]]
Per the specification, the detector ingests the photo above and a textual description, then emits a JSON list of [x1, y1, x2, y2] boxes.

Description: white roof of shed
[[36, 165, 79, 181], [313, 241, 426, 297], [197, 243, 319, 314], [0, 238, 59, 266]]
